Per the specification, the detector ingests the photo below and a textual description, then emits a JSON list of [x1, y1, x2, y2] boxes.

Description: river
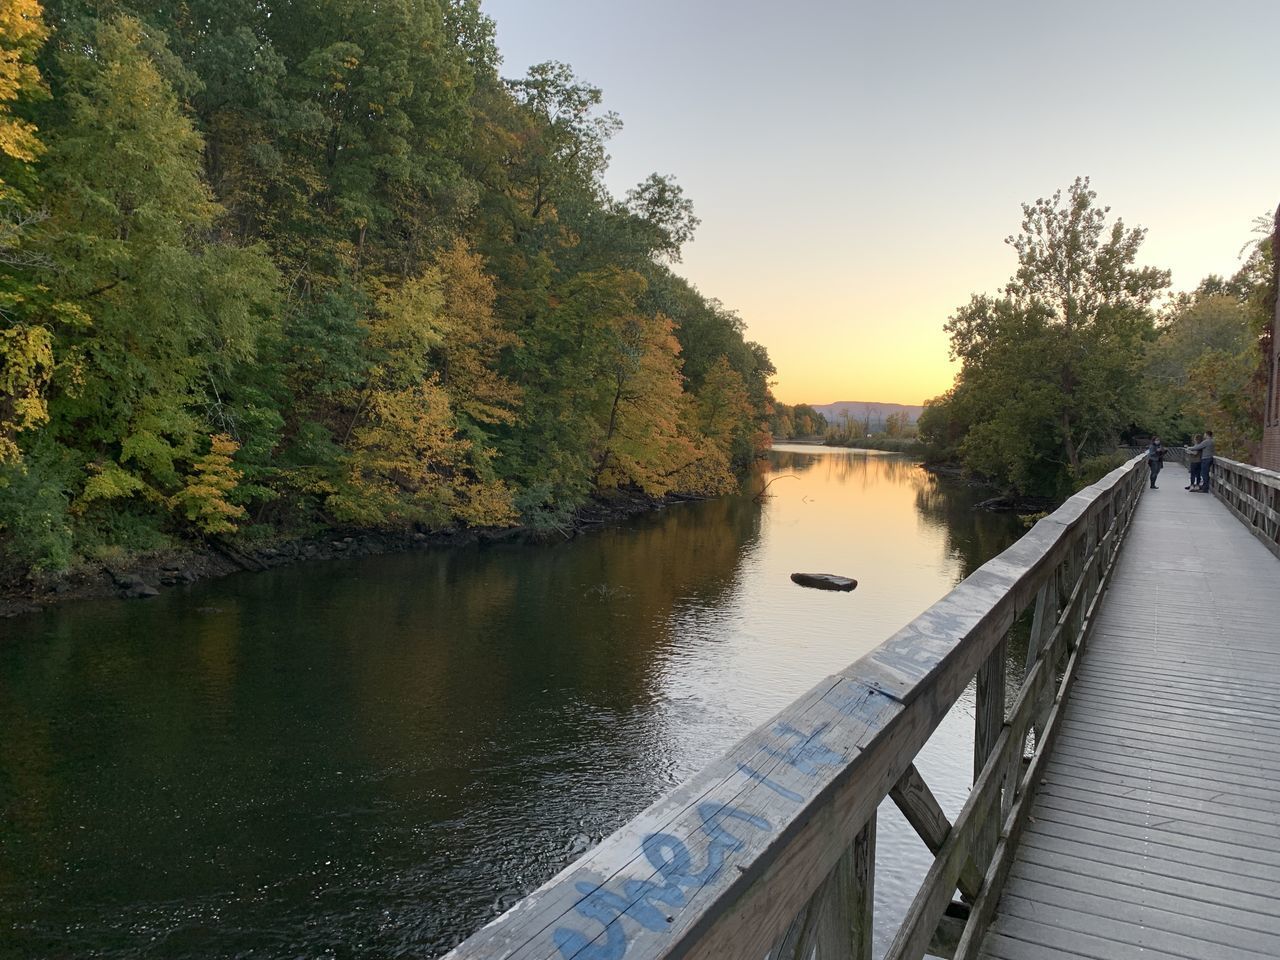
[[0, 445, 1024, 959]]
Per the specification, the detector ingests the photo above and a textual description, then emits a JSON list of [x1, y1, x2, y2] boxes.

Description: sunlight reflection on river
[[0, 445, 1022, 959]]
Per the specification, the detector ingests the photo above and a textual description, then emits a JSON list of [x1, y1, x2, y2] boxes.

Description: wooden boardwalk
[[979, 478, 1280, 959]]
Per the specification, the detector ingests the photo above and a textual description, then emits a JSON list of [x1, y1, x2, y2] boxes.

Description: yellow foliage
[[335, 381, 515, 528], [595, 311, 709, 496], [0, 0, 48, 170], [696, 356, 754, 455], [77, 462, 146, 509], [340, 244, 520, 528], [367, 271, 446, 386], [168, 434, 248, 534], [0, 321, 52, 462], [666, 440, 738, 498], [433, 240, 520, 425]]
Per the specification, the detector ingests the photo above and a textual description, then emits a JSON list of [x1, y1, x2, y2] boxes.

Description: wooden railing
[[1212, 457, 1280, 559], [1120, 444, 1188, 466], [443, 455, 1147, 960]]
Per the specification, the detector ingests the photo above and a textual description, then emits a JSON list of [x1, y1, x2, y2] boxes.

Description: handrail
[[1120, 444, 1188, 465], [442, 455, 1147, 960], [1212, 456, 1280, 559]]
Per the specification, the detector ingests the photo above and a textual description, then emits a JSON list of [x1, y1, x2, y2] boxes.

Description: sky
[[480, 0, 1280, 406]]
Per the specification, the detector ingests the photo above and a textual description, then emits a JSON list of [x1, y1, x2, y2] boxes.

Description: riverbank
[[0, 447, 1027, 959], [920, 460, 1083, 514], [0, 488, 684, 619], [823, 437, 926, 454]]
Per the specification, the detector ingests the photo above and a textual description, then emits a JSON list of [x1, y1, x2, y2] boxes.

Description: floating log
[[791, 573, 858, 592]]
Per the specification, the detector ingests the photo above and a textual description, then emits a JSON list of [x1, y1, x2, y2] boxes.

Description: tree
[[0, 0, 48, 175], [33, 14, 277, 523], [935, 178, 1167, 494], [430, 240, 520, 431], [1140, 225, 1275, 457], [0, 0, 55, 464], [622, 173, 699, 263], [695, 355, 754, 462], [329, 245, 516, 528], [592, 309, 696, 495], [0, 1, 778, 572]]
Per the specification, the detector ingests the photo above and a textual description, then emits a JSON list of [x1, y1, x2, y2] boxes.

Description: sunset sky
[[482, 0, 1279, 406]]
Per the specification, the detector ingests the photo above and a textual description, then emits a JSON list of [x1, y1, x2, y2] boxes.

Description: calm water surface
[[0, 446, 1023, 959]]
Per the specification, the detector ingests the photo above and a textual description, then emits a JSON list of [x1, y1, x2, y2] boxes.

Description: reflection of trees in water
[[0, 494, 769, 958], [767, 450, 923, 487], [914, 475, 1025, 582], [763, 450, 1020, 584], [344, 493, 765, 727]]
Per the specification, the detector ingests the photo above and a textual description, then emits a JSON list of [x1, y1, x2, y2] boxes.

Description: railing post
[[973, 637, 1006, 870], [1023, 577, 1057, 754], [848, 813, 876, 960], [773, 814, 876, 960]]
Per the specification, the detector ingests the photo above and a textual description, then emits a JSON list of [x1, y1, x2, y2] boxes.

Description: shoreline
[[0, 488, 691, 620]]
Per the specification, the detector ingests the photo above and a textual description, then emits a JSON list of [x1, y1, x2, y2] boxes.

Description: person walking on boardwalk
[[1187, 430, 1214, 493], [1146, 436, 1164, 489], [1185, 433, 1204, 490]]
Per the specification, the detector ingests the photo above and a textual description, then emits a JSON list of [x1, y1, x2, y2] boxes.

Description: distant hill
[[810, 401, 925, 432]]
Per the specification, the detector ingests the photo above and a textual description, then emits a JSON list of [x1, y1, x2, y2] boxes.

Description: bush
[[0, 459, 75, 573], [823, 436, 926, 454], [1073, 453, 1128, 491]]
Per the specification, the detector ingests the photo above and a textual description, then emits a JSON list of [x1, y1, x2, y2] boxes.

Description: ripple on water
[[0, 449, 1023, 958]]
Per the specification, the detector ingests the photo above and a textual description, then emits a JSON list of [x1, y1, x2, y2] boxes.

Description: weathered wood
[[790, 572, 858, 592], [770, 817, 875, 960], [883, 710, 1020, 960], [443, 455, 1150, 960], [928, 903, 971, 960], [1213, 457, 1280, 560], [901, 462, 1139, 960], [973, 638, 1006, 869], [843, 813, 875, 960], [769, 891, 816, 960], [889, 764, 983, 901], [974, 462, 1280, 960], [956, 621, 1094, 960]]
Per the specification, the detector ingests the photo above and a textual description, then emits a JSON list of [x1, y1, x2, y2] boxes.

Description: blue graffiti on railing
[[552, 802, 770, 959], [551, 720, 850, 959], [738, 720, 846, 800]]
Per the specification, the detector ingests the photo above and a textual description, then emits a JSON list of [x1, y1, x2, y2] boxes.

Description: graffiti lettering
[[552, 803, 770, 958]]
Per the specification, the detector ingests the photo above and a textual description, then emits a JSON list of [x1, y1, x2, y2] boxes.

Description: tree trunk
[[1061, 410, 1080, 472]]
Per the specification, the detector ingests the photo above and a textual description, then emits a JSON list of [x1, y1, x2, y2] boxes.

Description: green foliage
[[770, 402, 827, 439], [1073, 453, 1128, 491], [1137, 232, 1274, 459], [0, 0, 775, 578], [0, 452, 73, 570], [823, 436, 925, 454], [924, 178, 1167, 497]]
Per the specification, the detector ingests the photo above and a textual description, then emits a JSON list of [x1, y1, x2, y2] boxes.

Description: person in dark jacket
[[1187, 431, 1214, 492], [1185, 433, 1203, 490], [1146, 437, 1164, 489]]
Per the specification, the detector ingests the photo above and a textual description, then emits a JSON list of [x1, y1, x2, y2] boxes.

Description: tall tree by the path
[[921, 178, 1169, 495]]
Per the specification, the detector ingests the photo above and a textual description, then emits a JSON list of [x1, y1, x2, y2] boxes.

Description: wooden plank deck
[[978, 478, 1280, 959]]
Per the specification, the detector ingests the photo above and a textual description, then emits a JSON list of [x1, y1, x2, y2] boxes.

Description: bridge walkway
[[978, 475, 1280, 959]]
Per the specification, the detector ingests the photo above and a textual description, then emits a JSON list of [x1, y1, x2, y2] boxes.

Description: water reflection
[[0, 447, 1023, 959]]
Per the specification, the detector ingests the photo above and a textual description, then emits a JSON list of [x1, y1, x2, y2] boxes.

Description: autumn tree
[[1141, 228, 1275, 458], [0, 0, 47, 176], [593, 308, 689, 494], [31, 14, 276, 528], [331, 245, 516, 528], [0, 0, 56, 464], [0, 0, 777, 572]]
